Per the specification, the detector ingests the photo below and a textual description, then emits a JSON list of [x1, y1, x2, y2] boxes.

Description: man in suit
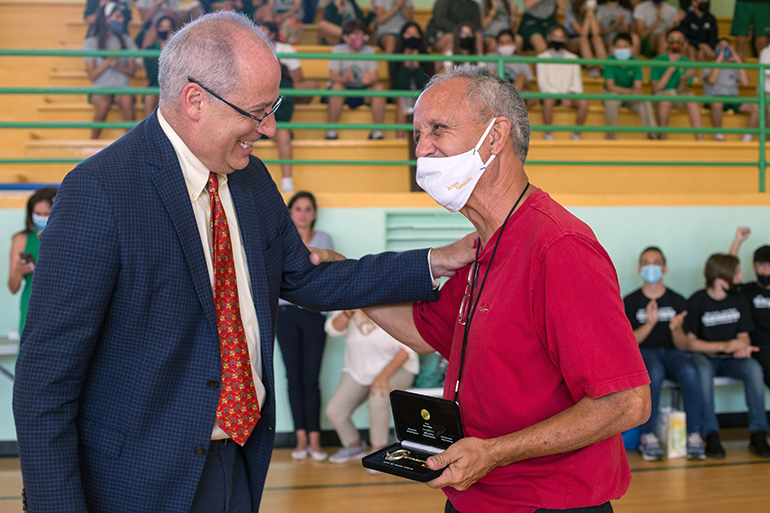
[[13, 11, 473, 513]]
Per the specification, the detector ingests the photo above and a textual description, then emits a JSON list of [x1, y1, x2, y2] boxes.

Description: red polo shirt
[[413, 189, 648, 512]]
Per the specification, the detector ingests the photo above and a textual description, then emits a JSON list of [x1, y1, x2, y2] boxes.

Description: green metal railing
[[0, 49, 767, 191]]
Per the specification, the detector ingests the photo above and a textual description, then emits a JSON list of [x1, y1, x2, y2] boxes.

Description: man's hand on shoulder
[[425, 437, 499, 491], [308, 247, 346, 265], [430, 232, 479, 278]]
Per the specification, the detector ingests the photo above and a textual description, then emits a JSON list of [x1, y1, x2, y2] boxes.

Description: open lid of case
[[390, 390, 464, 454]]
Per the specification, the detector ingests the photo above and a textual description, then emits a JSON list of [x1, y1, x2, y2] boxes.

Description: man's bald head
[[419, 66, 531, 163], [158, 11, 276, 107]]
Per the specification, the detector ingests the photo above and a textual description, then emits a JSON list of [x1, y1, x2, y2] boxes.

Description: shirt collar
[[157, 108, 226, 202]]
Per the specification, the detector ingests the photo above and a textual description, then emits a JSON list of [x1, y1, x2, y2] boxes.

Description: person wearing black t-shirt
[[681, 0, 717, 61], [730, 227, 770, 389], [624, 246, 705, 461], [682, 253, 770, 458]]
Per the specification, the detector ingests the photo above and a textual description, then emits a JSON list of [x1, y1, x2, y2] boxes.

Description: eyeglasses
[[458, 262, 478, 325], [187, 77, 282, 127]]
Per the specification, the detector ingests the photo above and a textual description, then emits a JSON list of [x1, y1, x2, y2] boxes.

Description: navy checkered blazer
[[13, 112, 438, 513]]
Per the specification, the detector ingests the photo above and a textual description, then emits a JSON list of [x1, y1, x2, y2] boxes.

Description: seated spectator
[[83, 2, 137, 140], [731, 0, 770, 61], [324, 310, 419, 465], [139, 15, 177, 119], [7, 187, 57, 336], [682, 253, 770, 459], [326, 19, 386, 140], [536, 25, 589, 140], [702, 39, 757, 143], [517, 0, 564, 54], [479, 0, 521, 53], [624, 246, 705, 461], [564, 0, 607, 78], [729, 228, 770, 391], [759, 42, 770, 120], [425, 0, 482, 54], [650, 27, 704, 141], [484, 29, 533, 101], [388, 22, 434, 139], [441, 22, 483, 73], [84, 0, 132, 35], [262, 21, 310, 193], [303, 0, 320, 24], [372, 0, 414, 54], [596, 0, 638, 55], [137, 0, 203, 28], [632, 0, 678, 57], [319, 0, 372, 45], [603, 32, 657, 140], [681, 0, 717, 61], [254, 0, 305, 44]]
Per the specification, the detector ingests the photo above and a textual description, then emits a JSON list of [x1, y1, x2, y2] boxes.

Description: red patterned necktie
[[207, 172, 259, 446]]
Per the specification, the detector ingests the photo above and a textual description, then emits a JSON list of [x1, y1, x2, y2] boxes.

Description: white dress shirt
[[157, 109, 266, 440]]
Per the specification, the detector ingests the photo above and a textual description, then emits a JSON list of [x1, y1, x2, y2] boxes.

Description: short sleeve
[[650, 61, 663, 82], [632, 65, 643, 82], [684, 294, 701, 335], [83, 37, 97, 63], [535, 235, 648, 400], [413, 266, 469, 359], [329, 45, 343, 72]]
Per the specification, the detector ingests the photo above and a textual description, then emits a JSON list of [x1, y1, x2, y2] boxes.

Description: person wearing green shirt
[[650, 27, 704, 141], [603, 32, 657, 140]]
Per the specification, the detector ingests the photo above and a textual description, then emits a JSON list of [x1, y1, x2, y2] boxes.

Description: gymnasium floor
[[1, 429, 769, 512]]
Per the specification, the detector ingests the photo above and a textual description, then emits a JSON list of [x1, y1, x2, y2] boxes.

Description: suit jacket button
[[195, 447, 207, 456], [207, 379, 219, 389]]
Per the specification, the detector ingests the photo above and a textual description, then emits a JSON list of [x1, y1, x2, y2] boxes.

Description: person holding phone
[[8, 187, 57, 335]]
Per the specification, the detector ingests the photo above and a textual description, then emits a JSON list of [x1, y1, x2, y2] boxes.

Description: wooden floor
[[1, 429, 769, 512]]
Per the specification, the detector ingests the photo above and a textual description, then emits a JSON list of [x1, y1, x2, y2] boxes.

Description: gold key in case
[[384, 449, 429, 468]]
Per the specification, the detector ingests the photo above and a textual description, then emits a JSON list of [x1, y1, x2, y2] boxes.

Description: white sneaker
[[281, 177, 294, 194], [543, 132, 554, 141], [743, 133, 753, 143], [715, 133, 725, 142], [571, 133, 582, 141], [325, 130, 338, 140], [329, 444, 367, 463], [307, 448, 328, 462], [290, 448, 308, 460]]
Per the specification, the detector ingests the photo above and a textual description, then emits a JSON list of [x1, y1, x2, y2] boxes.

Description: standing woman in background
[[8, 188, 57, 335], [277, 192, 335, 461]]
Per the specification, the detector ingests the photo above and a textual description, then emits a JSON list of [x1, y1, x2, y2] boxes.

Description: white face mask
[[416, 118, 497, 212], [586, 0, 597, 10], [497, 44, 516, 56]]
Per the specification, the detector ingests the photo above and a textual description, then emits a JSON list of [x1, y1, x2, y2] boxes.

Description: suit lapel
[[144, 113, 219, 336]]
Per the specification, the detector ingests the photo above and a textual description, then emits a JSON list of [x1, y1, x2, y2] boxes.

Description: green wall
[[2, 200, 769, 443]]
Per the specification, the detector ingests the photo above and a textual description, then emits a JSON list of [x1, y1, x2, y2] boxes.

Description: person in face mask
[[479, 0, 520, 53], [681, 253, 770, 459], [729, 228, 770, 391], [650, 27, 704, 141], [364, 65, 651, 513], [602, 32, 657, 140], [8, 187, 57, 336], [535, 25, 589, 140], [83, 2, 137, 139], [441, 22, 482, 73], [389, 21, 434, 140], [623, 247, 705, 461], [326, 19, 386, 140], [681, 0, 717, 62], [484, 29, 532, 101], [563, 0, 607, 78], [730, 0, 770, 61], [140, 15, 178, 119]]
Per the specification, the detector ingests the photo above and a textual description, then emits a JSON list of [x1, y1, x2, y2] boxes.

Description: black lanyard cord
[[453, 182, 530, 403]]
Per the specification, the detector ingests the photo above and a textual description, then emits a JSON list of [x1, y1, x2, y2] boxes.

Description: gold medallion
[[421, 409, 430, 421]]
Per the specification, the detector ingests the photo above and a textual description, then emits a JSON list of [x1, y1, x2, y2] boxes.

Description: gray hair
[[423, 65, 531, 163], [158, 10, 274, 104]]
